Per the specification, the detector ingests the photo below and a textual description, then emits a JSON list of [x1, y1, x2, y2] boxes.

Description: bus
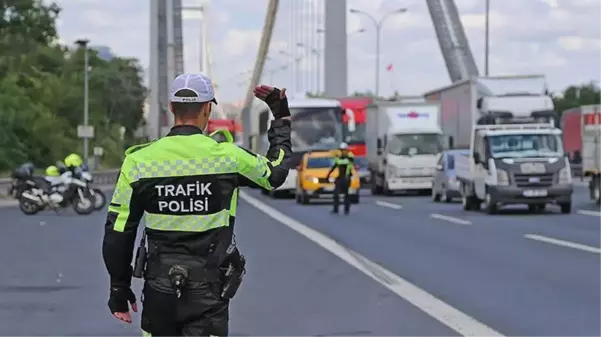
[[256, 95, 343, 197]]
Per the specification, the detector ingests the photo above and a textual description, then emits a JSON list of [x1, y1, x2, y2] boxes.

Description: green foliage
[[0, 0, 147, 171], [553, 81, 601, 114]]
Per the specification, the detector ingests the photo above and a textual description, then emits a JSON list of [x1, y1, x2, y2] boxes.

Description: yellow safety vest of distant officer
[[101, 72, 292, 336], [326, 142, 355, 215]]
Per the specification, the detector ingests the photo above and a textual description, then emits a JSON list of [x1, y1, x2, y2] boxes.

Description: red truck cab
[[206, 119, 242, 144]]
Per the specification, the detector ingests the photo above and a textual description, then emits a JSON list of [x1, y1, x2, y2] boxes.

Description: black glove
[[108, 286, 136, 314], [253, 85, 290, 119]]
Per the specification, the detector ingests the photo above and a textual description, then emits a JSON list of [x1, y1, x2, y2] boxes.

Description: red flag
[[386, 64, 393, 71]]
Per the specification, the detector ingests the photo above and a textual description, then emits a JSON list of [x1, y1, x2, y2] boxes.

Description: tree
[[554, 81, 601, 114], [0, 0, 147, 171]]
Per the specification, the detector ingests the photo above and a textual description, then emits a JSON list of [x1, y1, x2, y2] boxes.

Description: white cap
[[169, 73, 218, 104], [340, 142, 348, 149]]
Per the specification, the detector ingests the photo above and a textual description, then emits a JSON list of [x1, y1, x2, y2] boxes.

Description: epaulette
[[125, 140, 156, 156]]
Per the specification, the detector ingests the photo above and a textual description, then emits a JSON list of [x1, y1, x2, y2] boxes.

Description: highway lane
[[250, 185, 600, 336], [0, 193, 455, 336]]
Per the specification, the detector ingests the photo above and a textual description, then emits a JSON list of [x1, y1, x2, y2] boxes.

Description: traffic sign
[[77, 125, 95, 138]]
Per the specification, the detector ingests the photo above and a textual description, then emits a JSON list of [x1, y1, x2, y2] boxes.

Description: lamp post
[[75, 39, 90, 165], [296, 42, 322, 93], [484, 0, 490, 76], [279, 50, 302, 92], [349, 8, 407, 97]]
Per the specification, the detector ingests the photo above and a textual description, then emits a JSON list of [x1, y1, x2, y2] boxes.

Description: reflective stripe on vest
[[145, 209, 230, 232]]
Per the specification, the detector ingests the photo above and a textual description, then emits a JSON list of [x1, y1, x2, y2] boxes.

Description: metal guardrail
[[0, 169, 120, 197], [0, 165, 589, 198]]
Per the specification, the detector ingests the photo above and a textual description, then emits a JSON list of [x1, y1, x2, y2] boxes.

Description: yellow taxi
[[295, 149, 360, 204]]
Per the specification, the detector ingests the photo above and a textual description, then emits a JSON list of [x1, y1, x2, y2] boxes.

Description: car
[[432, 149, 469, 202], [295, 150, 360, 204]]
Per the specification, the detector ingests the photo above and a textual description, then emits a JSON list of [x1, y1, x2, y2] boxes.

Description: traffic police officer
[[326, 142, 355, 215], [102, 73, 292, 336]]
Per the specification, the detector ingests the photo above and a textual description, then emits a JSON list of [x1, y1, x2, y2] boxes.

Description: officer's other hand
[[108, 287, 138, 323], [253, 85, 290, 119], [253, 85, 286, 102]]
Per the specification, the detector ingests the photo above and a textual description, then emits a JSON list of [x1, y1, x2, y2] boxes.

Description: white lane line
[[577, 209, 601, 217], [524, 234, 601, 254], [240, 190, 503, 336], [375, 200, 403, 210], [430, 213, 472, 225]]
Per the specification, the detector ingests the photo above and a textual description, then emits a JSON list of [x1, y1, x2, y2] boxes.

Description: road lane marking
[[375, 200, 403, 210], [430, 213, 472, 225], [240, 190, 503, 336], [524, 234, 601, 254], [577, 209, 601, 217]]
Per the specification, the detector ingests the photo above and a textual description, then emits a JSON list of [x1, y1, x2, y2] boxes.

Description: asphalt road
[[0, 184, 598, 336]]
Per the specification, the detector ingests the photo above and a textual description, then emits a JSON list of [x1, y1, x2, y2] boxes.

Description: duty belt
[[144, 255, 221, 282]]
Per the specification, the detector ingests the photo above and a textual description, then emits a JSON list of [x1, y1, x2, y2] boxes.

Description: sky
[[50, 0, 600, 103]]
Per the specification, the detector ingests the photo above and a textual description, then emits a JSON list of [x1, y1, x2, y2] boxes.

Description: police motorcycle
[[77, 164, 107, 210], [18, 164, 95, 215]]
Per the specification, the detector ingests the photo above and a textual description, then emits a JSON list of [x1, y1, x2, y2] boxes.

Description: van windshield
[[387, 133, 443, 156], [488, 133, 563, 158]]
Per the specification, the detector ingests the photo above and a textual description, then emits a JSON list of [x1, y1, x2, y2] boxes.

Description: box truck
[[366, 101, 443, 195], [425, 75, 573, 214]]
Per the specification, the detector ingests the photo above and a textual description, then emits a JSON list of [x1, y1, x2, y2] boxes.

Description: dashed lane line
[[524, 234, 601, 254], [240, 190, 503, 336], [577, 209, 601, 217], [430, 213, 472, 225], [374, 200, 403, 210]]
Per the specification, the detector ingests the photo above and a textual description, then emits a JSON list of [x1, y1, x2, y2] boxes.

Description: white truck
[[425, 75, 573, 214], [366, 101, 444, 195]]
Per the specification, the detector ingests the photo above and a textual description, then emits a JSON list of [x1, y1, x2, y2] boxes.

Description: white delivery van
[[366, 101, 444, 195]]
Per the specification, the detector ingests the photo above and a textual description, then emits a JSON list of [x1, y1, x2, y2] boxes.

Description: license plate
[[523, 189, 547, 197]]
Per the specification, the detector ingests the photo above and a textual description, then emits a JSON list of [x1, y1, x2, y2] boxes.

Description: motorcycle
[[18, 174, 95, 215], [78, 170, 106, 210]]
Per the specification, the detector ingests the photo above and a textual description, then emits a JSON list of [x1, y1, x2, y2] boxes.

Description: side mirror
[[473, 152, 480, 163]]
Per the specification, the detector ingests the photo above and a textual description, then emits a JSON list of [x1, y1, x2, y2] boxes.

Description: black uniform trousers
[[332, 177, 350, 214], [141, 278, 229, 336]]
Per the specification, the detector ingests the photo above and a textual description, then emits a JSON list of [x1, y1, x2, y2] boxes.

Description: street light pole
[[279, 50, 302, 92], [484, 0, 490, 76], [75, 39, 90, 165], [349, 8, 406, 97]]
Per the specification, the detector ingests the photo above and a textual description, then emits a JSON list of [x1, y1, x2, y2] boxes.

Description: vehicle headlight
[[328, 177, 335, 183], [497, 169, 509, 186], [305, 176, 319, 184], [558, 167, 572, 184]]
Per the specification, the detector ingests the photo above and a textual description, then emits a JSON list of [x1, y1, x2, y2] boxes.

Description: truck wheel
[[559, 202, 572, 214], [371, 173, 383, 195], [484, 192, 498, 214], [593, 180, 600, 205], [432, 187, 440, 202]]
